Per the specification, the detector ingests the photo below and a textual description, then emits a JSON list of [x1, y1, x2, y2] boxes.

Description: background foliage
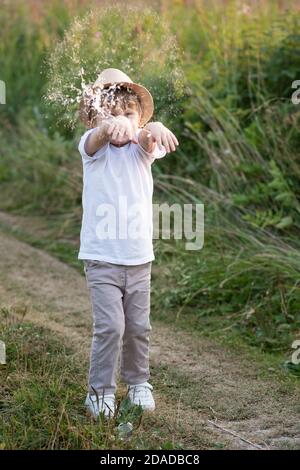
[[1, 0, 300, 352]]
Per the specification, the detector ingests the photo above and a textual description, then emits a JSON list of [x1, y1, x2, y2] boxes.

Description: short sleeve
[[78, 128, 109, 163], [135, 128, 167, 164]]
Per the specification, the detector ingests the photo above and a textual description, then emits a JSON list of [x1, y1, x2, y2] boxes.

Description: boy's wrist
[[137, 128, 156, 153], [96, 121, 109, 140]]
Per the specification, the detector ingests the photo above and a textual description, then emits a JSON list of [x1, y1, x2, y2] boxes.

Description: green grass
[[1, 298, 299, 450], [0, 308, 192, 450]]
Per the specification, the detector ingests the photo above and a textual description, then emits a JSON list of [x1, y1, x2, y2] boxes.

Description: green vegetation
[[1, 0, 300, 354], [0, 308, 191, 450]]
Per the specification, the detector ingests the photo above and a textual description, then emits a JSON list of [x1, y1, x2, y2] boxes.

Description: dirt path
[[1, 226, 300, 450]]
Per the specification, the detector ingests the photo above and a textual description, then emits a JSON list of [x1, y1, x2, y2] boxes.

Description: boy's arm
[[136, 122, 179, 160], [84, 121, 110, 156]]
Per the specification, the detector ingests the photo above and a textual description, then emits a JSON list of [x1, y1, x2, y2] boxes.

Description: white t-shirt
[[77, 127, 167, 265]]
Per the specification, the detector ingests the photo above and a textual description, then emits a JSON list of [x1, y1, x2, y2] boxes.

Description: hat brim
[[79, 81, 154, 128]]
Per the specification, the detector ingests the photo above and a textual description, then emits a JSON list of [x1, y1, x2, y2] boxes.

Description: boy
[[78, 68, 179, 418]]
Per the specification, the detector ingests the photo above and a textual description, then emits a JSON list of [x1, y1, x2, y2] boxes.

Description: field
[[0, 0, 300, 450]]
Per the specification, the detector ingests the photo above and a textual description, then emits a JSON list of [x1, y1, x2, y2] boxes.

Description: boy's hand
[[105, 115, 138, 144], [143, 122, 179, 153]]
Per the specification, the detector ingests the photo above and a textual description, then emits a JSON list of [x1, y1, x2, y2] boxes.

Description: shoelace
[[89, 394, 115, 406], [129, 384, 153, 400]]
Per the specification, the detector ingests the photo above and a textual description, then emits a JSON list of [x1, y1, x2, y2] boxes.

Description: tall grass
[[151, 0, 300, 350]]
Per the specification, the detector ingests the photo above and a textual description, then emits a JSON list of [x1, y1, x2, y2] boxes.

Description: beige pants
[[83, 259, 152, 395]]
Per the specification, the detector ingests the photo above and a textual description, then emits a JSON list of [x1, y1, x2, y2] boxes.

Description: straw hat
[[79, 68, 154, 127]]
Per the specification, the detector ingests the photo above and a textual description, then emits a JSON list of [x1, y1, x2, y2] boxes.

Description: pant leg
[[120, 261, 152, 385], [84, 260, 126, 395]]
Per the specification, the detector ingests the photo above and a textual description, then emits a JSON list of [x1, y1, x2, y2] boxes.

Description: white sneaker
[[128, 382, 155, 411], [85, 393, 116, 419]]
